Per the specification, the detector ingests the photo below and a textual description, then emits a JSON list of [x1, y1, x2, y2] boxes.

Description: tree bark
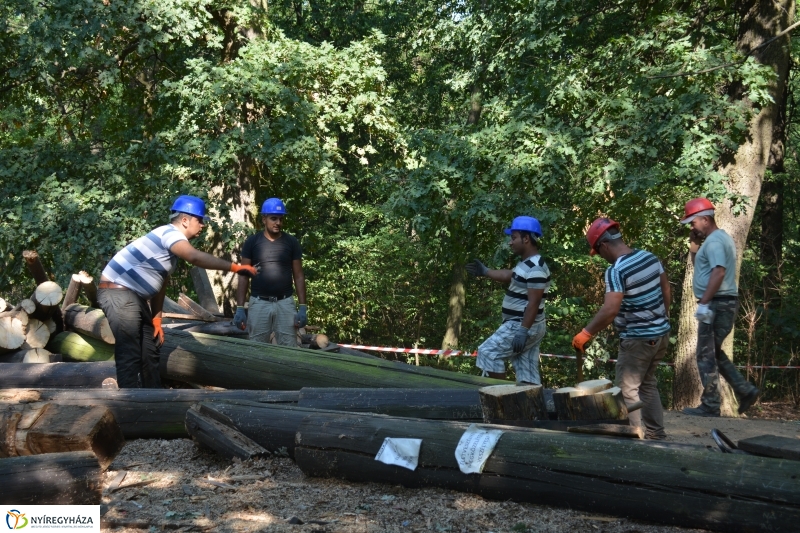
[[63, 304, 115, 344], [674, 0, 794, 414], [185, 403, 268, 461], [0, 362, 116, 388]]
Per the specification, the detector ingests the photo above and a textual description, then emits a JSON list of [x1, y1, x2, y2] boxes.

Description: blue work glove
[[295, 304, 308, 328], [465, 259, 489, 277], [695, 303, 714, 324], [233, 306, 247, 330], [511, 325, 529, 353]]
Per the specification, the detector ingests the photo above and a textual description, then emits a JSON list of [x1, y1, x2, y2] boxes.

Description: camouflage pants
[[696, 298, 753, 413]]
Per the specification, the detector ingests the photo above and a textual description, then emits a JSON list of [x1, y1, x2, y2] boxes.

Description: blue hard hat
[[261, 198, 287, 216], [170, 195, 209, 220], [504, 216, 543, 238]]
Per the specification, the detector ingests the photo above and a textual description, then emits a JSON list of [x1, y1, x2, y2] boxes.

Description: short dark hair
[[514, 230, 540, 247]]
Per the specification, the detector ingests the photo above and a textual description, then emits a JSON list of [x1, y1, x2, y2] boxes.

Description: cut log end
[[34, 281, 63, 307], [479, 383, 547, 422], [0, 316, 27, 352]]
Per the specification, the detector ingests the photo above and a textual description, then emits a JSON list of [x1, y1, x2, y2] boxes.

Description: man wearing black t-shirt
[[234, 198, 307, 346]]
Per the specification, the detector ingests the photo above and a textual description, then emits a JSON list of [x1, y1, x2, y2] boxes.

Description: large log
[[297, 388, 483, 420], [569, 388, 629, 421], [160, 330, 504, 390], [0, 362, 116, 388], [63, 304, 115, 344], [22, 250, 48, 285], [0, 389, 299, 439], [478, 384, 547, 422], [190, 267, 222, 314], [177, 293, 219, 322], [0, 451, 101, 504], [47, 331, 114, 362], [293, 413, 800, 533]]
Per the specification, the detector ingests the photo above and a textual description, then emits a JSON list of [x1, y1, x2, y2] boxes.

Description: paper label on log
[[374, 437, 422, 471], [455, 424, 504, 474], [1, 505, 100, 531]]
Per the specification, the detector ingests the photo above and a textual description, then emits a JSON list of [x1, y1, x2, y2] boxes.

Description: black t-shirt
[[241, 232, 302, 298]]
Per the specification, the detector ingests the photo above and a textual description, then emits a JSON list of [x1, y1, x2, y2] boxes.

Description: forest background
[[2, 0, 799, 412]]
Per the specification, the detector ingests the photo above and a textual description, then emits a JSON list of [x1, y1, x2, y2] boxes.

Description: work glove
[[695, 303, 714, 324], [465, 259, 489, 277], [230, 263, 258, 277], [295, 304, 308, 328], [572, 328, 594, 353], [152, 317, 165, 346], [233, 306, 247, 330], [511, 325, 529, 353]]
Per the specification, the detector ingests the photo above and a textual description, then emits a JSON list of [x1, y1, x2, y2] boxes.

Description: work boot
[[681, 406, 720, 417], [737, 387, 760, 415]]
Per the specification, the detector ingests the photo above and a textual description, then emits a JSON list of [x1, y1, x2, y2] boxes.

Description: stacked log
[[0, 451, 101, 504]]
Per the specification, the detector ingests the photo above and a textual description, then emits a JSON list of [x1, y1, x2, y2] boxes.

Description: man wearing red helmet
[[466, 216, 551, 385], [234, 198, 307, 347], [572, 218, 671, 439], [680, 198, 759, 416], [99, 195, 257, 388]]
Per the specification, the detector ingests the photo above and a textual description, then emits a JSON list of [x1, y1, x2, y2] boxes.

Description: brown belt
[[98, 281, 128, 290]]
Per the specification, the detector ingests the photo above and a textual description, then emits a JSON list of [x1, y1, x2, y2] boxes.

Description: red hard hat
[[681, 198, 715, 224], [586, 217, 620, 256]]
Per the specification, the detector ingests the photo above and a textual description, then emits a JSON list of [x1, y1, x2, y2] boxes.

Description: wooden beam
[[185, 403, 267, 460], [0, 451, 101, 504], [190, 267, 222, 315], [178, 293, 217, 322]]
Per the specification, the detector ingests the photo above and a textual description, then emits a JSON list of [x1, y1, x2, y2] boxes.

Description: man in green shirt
[[680, 198, 759, 417]]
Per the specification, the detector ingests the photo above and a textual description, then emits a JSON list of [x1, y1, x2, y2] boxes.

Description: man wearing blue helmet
[[234, 197, 307, 346], [466, 216, 551, 385], [98, 195, 258, 388]]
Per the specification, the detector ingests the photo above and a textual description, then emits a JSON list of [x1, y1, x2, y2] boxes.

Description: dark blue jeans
[[98, 287, 162, 388]]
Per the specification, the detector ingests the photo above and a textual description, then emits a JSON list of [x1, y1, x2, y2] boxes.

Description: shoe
[[681, 406, 720, 417], [738, 387, 760, 414]]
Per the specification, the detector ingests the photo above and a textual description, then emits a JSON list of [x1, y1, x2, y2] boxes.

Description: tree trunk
[[441, 262, 466, 349], [0, 361, 116, 388], [22, 250, 48, 285], [293, 413, 800, 533], [63, 304, 115, 344], [673, 255, 702, 410], [0, 451, 101, 505], [673, 0, 794, 414]]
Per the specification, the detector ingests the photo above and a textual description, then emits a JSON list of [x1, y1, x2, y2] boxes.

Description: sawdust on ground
[[101, 405, 800, 533]]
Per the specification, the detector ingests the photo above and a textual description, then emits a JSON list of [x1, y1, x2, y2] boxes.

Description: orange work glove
[[230, 263, 258, 277], [152, 317, 165, 345], [571, 328, 593, 353]]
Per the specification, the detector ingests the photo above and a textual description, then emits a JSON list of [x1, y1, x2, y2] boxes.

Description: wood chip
[[105, 471, 127, 493], [197, 478, 237, 490], [112, 479, 157, 493]]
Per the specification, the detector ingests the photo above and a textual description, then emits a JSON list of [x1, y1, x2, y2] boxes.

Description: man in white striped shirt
[[573, 218, 671, 439], [99, 195, 257, 388], [466, 216, 551, 385]]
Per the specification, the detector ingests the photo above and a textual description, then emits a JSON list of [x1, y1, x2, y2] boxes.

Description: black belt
[[711, 295, 738, 301], [253, 294, 292, 302]]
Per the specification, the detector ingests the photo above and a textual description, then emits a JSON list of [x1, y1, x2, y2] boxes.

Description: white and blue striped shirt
[[102, 225, 188, 299], [605, 249, 670, 339], [501, 254, 551, 324]]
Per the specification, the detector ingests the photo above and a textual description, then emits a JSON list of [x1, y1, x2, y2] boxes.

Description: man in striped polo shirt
[[573, 218, 670, 439], [99, 195, 257, 388], [466, 216, 551, 385]]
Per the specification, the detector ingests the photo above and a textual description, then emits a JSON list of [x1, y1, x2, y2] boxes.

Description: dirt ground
[[101, 404, 800, 533]]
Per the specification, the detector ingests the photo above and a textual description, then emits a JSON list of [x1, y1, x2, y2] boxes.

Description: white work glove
[[695, 303, 714, 324]]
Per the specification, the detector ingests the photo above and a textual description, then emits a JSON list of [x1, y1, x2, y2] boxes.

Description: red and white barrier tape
[[338, 344, 800, 369]]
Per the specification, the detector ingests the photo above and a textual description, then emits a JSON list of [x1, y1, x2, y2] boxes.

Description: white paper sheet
[[374, 437, 423, 471], [455, 424, 504, 474]]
